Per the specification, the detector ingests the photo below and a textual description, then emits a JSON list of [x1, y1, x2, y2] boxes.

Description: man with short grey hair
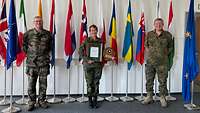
[[23, 16, 52, 111]]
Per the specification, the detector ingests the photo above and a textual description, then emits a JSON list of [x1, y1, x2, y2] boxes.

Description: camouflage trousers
[[145, 63, 168, 96], [26, 66, 49, 105], [84, 66, 102, 97]]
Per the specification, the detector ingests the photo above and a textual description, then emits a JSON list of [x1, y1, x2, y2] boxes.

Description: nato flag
[[6, 0, 18, 69]]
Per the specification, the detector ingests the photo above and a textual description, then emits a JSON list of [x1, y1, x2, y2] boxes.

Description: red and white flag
[[168, 0, 173, 31], [65, 0, 76, 68], [97, 0, 106, 49], [49, 0, 56, 67], [16, 0, 27, 66], [0, 0, 8, 65], [79, 0, 87, 46]]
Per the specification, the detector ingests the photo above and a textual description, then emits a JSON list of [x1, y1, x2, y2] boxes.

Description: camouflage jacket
[[23, 29, 52, 67], [79, 37, 103, 68], [145, 30, 173, 66]]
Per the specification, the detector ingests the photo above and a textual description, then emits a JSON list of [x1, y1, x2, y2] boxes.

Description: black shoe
[[93, 96, 99, 109], [88, 96, 94, 109], [39, 101, 48, 109], [27, 104, 35, 111]]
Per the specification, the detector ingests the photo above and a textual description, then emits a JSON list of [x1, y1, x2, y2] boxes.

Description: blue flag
[[6, 0, 18, 69], [182, 0, 199, 104]]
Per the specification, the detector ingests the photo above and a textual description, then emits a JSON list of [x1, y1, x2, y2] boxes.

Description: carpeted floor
[[0, 94, 200, 113]]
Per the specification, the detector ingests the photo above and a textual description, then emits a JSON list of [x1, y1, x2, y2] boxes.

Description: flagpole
[[47, 64, 62, 104], [135, 64, 145, 101], [166, 68, 176, 101], [120, 63, 133, 102], [63, 67, 75, 103], [0, 66, 10, 106], [184, 80, 200, 110], [2, 64, 21, 113], [106, 62, 119, 102], [15, 62, 28, 105], [77, 64, 88, 102], [166, 0, 176, 99]]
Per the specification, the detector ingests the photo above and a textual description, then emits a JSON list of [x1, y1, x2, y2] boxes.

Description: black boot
[[88, 96, 94, 108], [93, 96, 98, 109]]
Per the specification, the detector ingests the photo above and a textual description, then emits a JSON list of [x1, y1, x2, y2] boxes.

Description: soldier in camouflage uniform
[[79, 24, 103, 109], [141, 18, 174, 107], [23, 16, 52, 111]]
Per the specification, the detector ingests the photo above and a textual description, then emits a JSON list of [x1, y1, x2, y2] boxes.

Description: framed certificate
[[87, 43, 102, 62]]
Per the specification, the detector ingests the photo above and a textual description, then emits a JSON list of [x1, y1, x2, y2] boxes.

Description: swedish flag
[[122, 0, 134, 70]]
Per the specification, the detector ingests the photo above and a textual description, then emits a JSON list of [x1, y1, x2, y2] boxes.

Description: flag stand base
[[47, 97, 62, 104], [97, 96, 104, 102], [63, 96, 76, 103], [166, 95, 176, 101], [120, 96, 134, 102], [1, 106, 21, 113], [135, 95, 145, 101], [153, 95, 160, 101], [105, 96, 119, 102], [0, 98, 10, 106], [76, 96, 88, 103], [15, 97, 28, 105], [184, 104, 200, 110]]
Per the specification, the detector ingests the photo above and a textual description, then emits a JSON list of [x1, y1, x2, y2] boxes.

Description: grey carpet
[[0, 94, 200, 113]]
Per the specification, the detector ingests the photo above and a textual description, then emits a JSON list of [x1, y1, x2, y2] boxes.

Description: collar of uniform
[[153, 29, 164, 37], [88, 36, 100, 41], [33, 28, 44, 34]]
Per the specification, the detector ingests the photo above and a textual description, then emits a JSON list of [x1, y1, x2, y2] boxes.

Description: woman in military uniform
[[79, 24, 104, 109]]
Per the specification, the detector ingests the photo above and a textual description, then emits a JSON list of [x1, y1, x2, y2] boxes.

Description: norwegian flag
[[79, 0, 88, 46]]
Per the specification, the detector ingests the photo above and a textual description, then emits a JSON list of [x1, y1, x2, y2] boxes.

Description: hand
[[87, 60, 94, 64], [145, 48, 149, 52], [26, 74, 31, 76]]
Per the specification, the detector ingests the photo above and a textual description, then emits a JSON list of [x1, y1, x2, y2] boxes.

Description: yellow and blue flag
[[122, 0, 134, 70]]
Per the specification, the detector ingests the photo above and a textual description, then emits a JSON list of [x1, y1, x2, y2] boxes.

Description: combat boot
[[27, 104, 35, 111], [39, 101, 48, 109], [160, 96, 167, 107], [141, 94, 153, 105], [88, 96, 93, 108], [93, 96, 98, 109]]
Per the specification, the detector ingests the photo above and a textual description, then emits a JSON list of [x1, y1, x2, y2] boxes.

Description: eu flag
[[182, 0, 199, 104], [6, 0, 18, 69]]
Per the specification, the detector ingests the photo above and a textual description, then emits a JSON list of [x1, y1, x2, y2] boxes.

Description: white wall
[[0, 0, 190, 95]]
